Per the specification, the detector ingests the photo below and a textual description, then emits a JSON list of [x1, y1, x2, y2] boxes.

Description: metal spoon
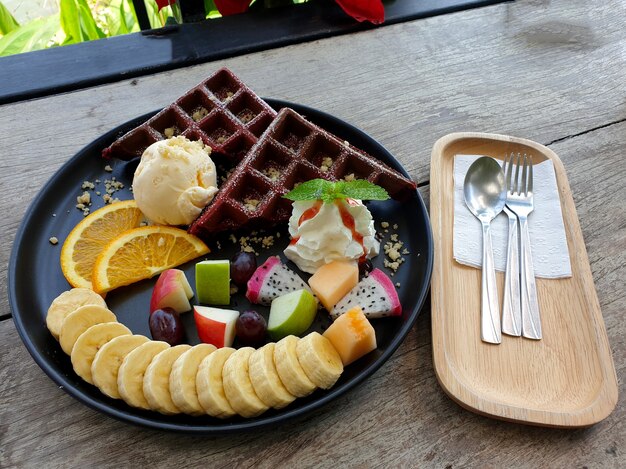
[[464, 157, 506, 344]]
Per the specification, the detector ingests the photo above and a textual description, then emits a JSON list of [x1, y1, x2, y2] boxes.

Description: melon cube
[[323, 306, 376, 366], [196, 260, 230, 305], [308, 260, 358, 311]]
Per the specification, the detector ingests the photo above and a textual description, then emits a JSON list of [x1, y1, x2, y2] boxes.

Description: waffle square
[[102, 68, 276, 164], [188, 107, 416, 239]]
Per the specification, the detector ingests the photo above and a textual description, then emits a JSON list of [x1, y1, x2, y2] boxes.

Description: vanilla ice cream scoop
[[284, 198, 379, 273], [133, 136, 218, 226]]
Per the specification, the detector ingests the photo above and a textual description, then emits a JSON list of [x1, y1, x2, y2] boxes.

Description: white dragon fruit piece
[[330, 268, 401, 319], [246, 256, 312, 306]]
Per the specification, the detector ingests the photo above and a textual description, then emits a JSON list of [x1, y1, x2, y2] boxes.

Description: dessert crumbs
[[49, 237, 58, 245], [263, 167, 281, 181], [163, 127, 178, 138], [343, 173, 356, 182], [192, 107, 208, 122], [230, 285, 239, 295], [320, 156, 333, 172], [378, 222, 407, 274], [104, 165, 113, 172], [243, 198, 260, 211], [238, 233, 275, 253]]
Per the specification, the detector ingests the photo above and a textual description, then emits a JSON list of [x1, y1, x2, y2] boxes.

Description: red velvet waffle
[[102, 68, 276, 163], [188, 107, 417, 239]]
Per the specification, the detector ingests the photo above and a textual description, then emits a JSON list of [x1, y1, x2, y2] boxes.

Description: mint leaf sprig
[[283, 179, 389, 203]]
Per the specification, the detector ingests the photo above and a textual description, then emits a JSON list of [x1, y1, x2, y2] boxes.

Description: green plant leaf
[[60, 0, 105, 44], [104, 0, 139, 36], [144, 0, 165, 28], [0, 1, 19, 35], [0, 14, 61, 56], [283, 179, 329, 201], [283, 178, 390, 202], [204, 0, 220, 17], [60, 0, 82, 43], [341, 179, 389, 200], [77, 0, 105, 40]]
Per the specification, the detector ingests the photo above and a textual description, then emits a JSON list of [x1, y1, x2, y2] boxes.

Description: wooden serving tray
[[429, 132, 618, 428]]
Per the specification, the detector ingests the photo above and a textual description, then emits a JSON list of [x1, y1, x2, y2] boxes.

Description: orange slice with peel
[[61, 200, 145, 289], [92, 226, 209, 294]]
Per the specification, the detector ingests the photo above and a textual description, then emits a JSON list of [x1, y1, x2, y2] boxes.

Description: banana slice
[[143, 344, 191, 415], [296, 332, 343, 389], [118, 341, 170, 410], [169, 344, 216, 415], [249, 343, 296, 409], [196, 347, 236, 418], [92, 335, 150, 399], [59, 305, 116, 355], [222, 347, 269, 418], [274, 335, 317, 398], [71, 322, 131, 384], [47, 288, 106, 340]]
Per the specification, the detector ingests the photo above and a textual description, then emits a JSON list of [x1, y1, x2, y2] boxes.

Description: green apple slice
[[196, 260, 230, 305], [268, 289, 317, 341]]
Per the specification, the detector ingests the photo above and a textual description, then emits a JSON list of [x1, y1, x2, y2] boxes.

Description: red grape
[[149, 307, 185, 345], [231, 251, 257, 287], [236, 310, 267, 346]]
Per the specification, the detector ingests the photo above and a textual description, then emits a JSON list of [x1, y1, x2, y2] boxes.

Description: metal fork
[[501, 155, 521, 336], [504, 153, 542, 340]]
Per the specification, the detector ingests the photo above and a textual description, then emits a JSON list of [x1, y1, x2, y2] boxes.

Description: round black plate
[[8, 99, 433, 434]]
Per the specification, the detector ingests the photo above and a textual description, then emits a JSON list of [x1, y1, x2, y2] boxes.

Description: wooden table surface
[[1, 0, 624, 467]]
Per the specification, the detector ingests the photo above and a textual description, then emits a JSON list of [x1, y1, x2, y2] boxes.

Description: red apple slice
[[194, 306, 239, 348], [150, 269, 194, 314]]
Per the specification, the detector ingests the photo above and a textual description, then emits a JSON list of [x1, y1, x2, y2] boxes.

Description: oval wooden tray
[[429, 132, 618, 428]]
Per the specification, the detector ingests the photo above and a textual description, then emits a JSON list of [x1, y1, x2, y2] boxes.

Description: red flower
[[213, 0, 385, 24], [335, 0, 384, 24], [155, 0, 174, 11], [214, 0, 252, 16]]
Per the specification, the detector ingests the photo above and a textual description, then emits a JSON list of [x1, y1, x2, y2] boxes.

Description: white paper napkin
[[453, 154, 571, 278]]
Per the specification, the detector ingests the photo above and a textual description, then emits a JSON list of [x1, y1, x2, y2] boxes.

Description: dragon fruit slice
[[246, 256, 312, 306], [330, 269, 401, 319]]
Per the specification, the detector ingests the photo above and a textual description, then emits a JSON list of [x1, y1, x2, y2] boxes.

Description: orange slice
[[61, 200, 144, 289], [92, 226, 209, 294]]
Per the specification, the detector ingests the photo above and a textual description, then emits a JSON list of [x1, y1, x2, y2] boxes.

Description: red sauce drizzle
[[298, 201, 322, 226], [289, 201, 322, 246], [336, 200, 367, 262]]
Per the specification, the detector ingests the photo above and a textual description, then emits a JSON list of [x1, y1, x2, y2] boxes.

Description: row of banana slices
[[46, 288, 344, 418]]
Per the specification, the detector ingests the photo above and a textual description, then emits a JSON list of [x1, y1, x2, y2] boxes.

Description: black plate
[[8, 99, 433, 434]]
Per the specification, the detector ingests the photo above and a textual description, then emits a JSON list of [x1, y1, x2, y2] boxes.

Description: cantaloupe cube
[[323, 307, 377, 365], [308, 261, 358, 311]]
